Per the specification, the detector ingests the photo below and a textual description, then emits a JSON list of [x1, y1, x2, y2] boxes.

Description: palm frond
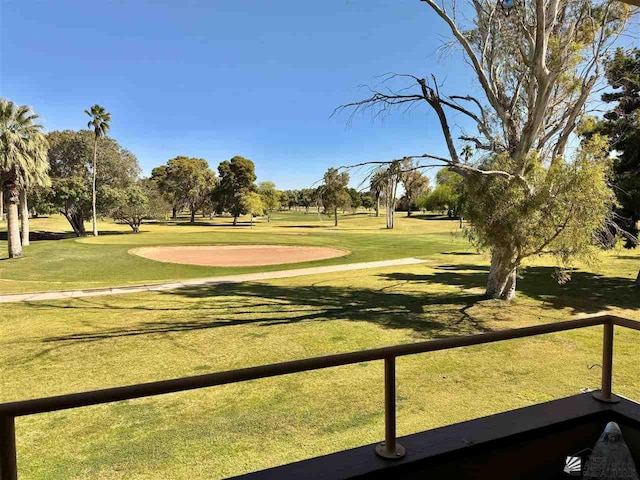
[[0, 98, 50, 188]]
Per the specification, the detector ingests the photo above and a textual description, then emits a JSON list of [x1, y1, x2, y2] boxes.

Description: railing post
[[593, 320, 619, 404], [376, 357, 406, 459], [0, 415, 17, 480]]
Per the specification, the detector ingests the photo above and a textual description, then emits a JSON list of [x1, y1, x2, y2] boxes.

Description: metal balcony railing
[[1, 314, 637, 479]]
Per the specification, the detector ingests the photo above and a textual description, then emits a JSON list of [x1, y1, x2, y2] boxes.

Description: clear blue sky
[[2, 1, 493, 188]]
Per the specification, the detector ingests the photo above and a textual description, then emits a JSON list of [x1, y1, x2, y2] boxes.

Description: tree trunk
[[459, 213, 463, 229], [233, 215, 238, 226], [172, 206, 177, 219], [62, 210, 86, 237], [375, 195, 380, 217], [386, 203, 394, 229], [190, 208, 196, 224], [19, 188, 29, 246], [485, 248, 519, 300], [334, 206, 338, 226], [6, 183, 22, 258], [636, 270, 640, 288], [0, 190, 4, 220], [91, 135, 99, 237]]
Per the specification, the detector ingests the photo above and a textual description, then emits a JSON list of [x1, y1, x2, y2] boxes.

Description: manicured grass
[[0, 211, 467, 294], [1, 211, 639, 479]]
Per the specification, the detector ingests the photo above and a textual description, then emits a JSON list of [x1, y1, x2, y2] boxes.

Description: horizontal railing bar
[[0, 314, 623, 417], [612, 315, 640, 332]]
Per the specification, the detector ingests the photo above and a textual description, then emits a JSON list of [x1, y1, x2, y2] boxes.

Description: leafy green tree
[[28, 184, 57, 217], [586, 48, 640, 249], [400, 160, 430, 217], [360, 192, 374, 211], [243, 191, 265, 227], [0, 99, 50, 258], [103, 183, 147, 233], [320, 168, 350, 226], [152, 156, 215, 223], [85, 105, 111, 237], [140, 178, 172, 221], [340, 0, 630, 299], [215, 156, 257, 225], [46, 130, 139, 236], [418, 169, 465, 222], [258, 181, 279, 222], [278, 191, 290, 211], [300, 188, 315, 214], [347, 187, 362, 212], [150, 164, 183, 219], [103, 179, 170, 233]]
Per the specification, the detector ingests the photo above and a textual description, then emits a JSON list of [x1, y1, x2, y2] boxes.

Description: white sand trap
[[131, 245, 350, 267]]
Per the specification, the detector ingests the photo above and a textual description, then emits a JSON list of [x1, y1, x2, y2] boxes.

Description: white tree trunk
[[486, 248, 518, 301], [19, 188, 29, 246], [6, 184, 22, 258], [386, 202, 395, 229]]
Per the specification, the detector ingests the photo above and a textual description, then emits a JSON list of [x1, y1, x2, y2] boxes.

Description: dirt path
[[0, 258, 425, 303]]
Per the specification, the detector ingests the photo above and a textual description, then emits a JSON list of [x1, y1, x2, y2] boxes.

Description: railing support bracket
[[376, 441, 406, 459], [592, 391, 620, 404]]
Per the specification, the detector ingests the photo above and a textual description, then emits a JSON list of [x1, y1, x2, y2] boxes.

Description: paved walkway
[[0, 257, 425, 304]]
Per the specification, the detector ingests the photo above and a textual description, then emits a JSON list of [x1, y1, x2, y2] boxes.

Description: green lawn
[[0, 211, 467, 294], [1, 211, 639, 479]]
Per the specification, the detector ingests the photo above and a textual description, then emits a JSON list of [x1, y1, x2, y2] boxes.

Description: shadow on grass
[[32, 264, 637, 348], [172, 221, 253, 227], [37, 281, 490, 345], [411, 214, 457, 221], [0, 230, 132, 242], [440, 252, 479, 256], [380, 264, 639, 314], [281, 225, 329, 229]]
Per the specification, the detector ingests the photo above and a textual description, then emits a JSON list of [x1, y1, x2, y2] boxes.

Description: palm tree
[[85, 104, 111, 237], [460, 145, 473, 164], [369, 170, 385, 218], [0, 99, 49, 258]]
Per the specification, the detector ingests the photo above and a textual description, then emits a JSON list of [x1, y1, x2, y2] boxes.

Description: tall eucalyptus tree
[[339, 0, 632, 299]]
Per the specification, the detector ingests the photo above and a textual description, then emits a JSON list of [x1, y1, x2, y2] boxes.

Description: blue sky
[[0, 0, 587, 189], [1, 0, 480, 189]]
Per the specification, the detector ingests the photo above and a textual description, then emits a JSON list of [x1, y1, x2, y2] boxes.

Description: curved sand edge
[[130, 244, 350, 267]]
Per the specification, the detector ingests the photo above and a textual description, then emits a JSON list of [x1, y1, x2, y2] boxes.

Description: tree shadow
[[517, 267, 639, 314], [615, 255, 640, 260], [172, 221, 252, 227], [411, 214, 457, 221], [381, 264, 638, 315], [37, 281, 491, 345], [0, 230, 132, 241], [440, 252, 479, 256], [281, 225, 328, 229]]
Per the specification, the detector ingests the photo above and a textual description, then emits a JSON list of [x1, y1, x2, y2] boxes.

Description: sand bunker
[[131, 245, 349, 267]]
